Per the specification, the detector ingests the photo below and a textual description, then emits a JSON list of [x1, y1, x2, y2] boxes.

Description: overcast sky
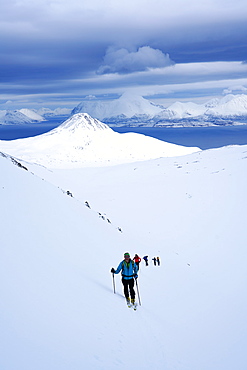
[[1, 0, 247, 109]]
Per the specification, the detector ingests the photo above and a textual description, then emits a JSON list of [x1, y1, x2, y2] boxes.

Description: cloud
[[85, 95, 96, 99], [97, 46, 174, 75], [223, 85, 247, 95], [1, 0, 247, 108]]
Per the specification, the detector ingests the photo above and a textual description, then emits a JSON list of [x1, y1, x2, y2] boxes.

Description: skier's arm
[[133, 263, 138, 277], [114, 261, 123, 274]]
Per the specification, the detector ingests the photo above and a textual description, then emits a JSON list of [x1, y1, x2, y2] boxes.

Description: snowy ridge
[[0, 113, 200, 168]]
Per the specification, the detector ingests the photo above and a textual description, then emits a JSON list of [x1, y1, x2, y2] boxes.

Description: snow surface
[[1, 139, 247, 370], [0, 113, 199, 168]]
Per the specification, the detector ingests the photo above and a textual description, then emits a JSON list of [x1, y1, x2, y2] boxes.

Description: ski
[[126, 301, 137, 310]]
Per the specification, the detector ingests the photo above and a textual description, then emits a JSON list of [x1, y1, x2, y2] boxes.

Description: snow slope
[[0, 113, 199, 168], [1, 142, 247, 370]]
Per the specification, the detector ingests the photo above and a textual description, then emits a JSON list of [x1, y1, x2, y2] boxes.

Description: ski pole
[[112, 273, 116, 294], [135, 278, 141, 306]]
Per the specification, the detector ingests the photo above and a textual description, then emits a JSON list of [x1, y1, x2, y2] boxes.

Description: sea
[[1, 122, 247, 150]]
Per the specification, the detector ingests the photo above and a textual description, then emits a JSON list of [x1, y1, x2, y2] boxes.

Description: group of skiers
[[143, 255, 160, 266], [110, 252, 160, 307]]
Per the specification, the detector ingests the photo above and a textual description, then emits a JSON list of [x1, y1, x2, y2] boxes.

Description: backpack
[[121, 259, 135, 277]]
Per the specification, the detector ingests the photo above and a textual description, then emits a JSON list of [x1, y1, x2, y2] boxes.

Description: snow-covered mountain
[[35, 107, 71, 118], [19, 108, 45, 122], [157, 101, 206, 120], [153, 94, 247, 127], [71, 93, 247, 127], [0, 109, 45, 125], [72, 92, 164, 121], [205, 94, 247, 116], [1, 140, 247, 370], [157, 94, 247, 120], [2, 93, 247, 127], [0, 113, 199, 168], [0, 107, 71, 125]]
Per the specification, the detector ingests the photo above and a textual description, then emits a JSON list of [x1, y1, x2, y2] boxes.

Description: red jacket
[[133, 256, 141, 264]]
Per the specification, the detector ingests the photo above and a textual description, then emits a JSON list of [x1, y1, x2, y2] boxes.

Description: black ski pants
[[122, 278, 135, 299]]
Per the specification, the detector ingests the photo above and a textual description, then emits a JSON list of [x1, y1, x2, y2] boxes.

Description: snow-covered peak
[[19, 109, 45, 122], [157, 101, 206, 119], [204, 98, 220, 108], [154, 94, 247, 121], [0, 113, 199, 168], [57, 113, 110, 132], [0, 110, 34, 125], [0, 109, 45, 125], [206, 94, 247, 116], [72, 93, 164, 120]]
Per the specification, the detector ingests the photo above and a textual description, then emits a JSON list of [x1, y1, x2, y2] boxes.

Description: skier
[[157, 256, 160, 266], [152, 257, 157, 266], [133, 254, 141, 270], [143, 255, 149, 266], [111, 252, 138, 307]]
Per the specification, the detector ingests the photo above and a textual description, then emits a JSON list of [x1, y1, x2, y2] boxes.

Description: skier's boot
[[131, 298, 137, 310], [126, 297, 131, 307]]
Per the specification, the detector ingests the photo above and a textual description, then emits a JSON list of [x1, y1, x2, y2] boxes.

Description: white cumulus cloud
[[97, 46, 174, 75]]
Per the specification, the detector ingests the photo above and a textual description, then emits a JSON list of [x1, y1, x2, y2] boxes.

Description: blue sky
[[1, 0, 247, 109]]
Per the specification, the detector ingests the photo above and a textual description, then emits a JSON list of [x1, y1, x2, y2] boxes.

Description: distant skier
[[143, 255, 149, 266], [157, 257, 160, 266], [152, 257, 157, 266], [111, 252, 138, 306], [133, 254, 141, 270]]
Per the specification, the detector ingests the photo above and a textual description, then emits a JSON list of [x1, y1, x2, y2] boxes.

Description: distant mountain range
[[1, 93, 247, 127], [72, 93, 247, 127], [0, 108, 71, 125]]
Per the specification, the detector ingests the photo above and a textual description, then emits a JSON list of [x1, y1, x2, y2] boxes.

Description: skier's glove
[[111, 268, 115, 273], [134, 275, 138, 280]]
